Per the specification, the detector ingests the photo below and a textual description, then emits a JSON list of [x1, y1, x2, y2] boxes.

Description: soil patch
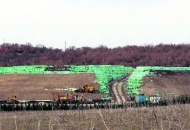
[[0, 74, 103, 100], [140, 71, 190, 96]]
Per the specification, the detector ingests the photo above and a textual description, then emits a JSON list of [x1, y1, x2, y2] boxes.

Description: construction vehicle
[[52, 92, 78, 103], [74, 83, 96, 93], [7, 95, 20, 104], [78, 94, 87, 103], [52, 92, 66, 102], [51, 92, 90, 104]]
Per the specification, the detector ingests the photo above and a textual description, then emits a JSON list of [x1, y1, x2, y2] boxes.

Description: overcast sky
[[0, 0, 190, 49]]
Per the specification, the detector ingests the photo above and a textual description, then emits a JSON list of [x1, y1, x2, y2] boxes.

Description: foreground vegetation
[[0, 104, 189, 130]]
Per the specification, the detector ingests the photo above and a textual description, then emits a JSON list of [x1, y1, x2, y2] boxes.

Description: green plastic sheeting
[[126, 67, 150, 95], [126, 66, 190, 95], [2, 65, 190, 95], [69, 65, 133, 94], [0, 65, 48, 74], [0, 65, 133, 95]]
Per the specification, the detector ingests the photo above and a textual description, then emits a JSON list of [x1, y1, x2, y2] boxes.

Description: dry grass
[[0, 104, 190, 130]]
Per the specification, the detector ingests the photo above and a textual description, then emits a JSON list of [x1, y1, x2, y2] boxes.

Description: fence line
[[0, 95, 190, 111]]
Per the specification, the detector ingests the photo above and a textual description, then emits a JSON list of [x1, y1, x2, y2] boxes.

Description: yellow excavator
[[52, 92, 78, 103], [7, 95, 20, 104], [74, 83, 96, 93], [52, 92, 88, 103]]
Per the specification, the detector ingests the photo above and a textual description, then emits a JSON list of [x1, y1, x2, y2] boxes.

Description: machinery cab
[[52, 92, 67, 102], [7, 95, 20, 104], [75, 83, 96, 93], [52, 92, 79, 103]]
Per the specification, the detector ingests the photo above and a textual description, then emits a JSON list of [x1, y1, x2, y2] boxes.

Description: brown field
[[0, 74, 103, 100], [141, 72, 190, 96], [0, 104, 190, 130], [1, 71, 190, 101]]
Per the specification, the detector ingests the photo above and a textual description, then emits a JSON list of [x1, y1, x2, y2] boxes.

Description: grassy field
[[0, 104, 189, 130]]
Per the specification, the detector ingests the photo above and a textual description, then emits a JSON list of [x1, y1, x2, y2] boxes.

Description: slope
[[140, 71, 190, 96]]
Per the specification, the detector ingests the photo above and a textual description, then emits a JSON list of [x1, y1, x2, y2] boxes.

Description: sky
[[0, 0, 190, 49]]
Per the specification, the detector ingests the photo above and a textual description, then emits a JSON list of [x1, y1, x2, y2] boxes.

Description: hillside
[[140, 71, 190, 96]]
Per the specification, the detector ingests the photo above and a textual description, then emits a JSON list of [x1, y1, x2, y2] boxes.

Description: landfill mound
[[0, 74, 103, 100], [1, 71, 190, 101], [140, 71, 190, 96]]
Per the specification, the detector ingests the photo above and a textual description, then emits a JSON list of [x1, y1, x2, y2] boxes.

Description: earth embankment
[[140, 71, 190, 96]]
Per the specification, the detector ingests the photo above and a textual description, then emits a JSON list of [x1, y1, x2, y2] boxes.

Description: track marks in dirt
[[112, 81, 126, 104], [112, 82, 121, 104], [118, 82, 126, 103]]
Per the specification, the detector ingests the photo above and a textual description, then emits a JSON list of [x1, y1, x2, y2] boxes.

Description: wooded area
[[0, 43, 189, 67]]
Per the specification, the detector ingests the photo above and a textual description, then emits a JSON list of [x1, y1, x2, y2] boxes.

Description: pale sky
[[0, 0, 190, 49]]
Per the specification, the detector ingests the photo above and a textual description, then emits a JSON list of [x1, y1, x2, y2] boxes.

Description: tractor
[[74, 83, 96, 93], [52, 92, 78, 103]]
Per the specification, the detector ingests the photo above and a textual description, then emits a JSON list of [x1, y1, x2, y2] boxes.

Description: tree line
[[0, 43, 189, 67]]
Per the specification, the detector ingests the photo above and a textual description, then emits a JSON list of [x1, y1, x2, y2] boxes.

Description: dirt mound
[[0, 73, 103, 100], [140, 71, 190, 96]]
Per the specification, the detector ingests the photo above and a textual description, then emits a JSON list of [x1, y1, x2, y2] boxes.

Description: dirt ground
[[140, 71, 190, 97], [1, 71, 190, 100], [0, 73, 103, 100]]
